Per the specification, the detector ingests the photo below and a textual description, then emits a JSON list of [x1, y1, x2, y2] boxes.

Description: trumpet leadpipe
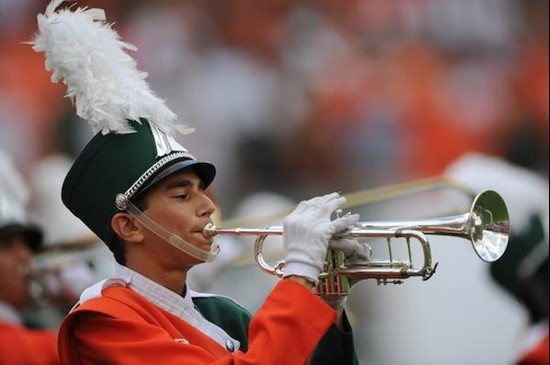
[[203, 224, 283, 238]]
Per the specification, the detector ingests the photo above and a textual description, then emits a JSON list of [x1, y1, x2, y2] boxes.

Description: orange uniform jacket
[[59, 279, 337, 364], [0, 323, 58, 365]]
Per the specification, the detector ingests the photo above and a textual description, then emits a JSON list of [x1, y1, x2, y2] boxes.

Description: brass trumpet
[[203, 190, 509, 296]]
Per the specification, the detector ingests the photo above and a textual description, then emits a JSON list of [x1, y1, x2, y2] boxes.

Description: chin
[[170, 247, 202, 266]]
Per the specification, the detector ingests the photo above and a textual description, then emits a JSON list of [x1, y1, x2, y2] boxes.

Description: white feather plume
[[31, 0, 194, 135]]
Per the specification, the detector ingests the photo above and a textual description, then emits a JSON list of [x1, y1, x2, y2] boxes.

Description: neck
[[125, 256, 189, 295], [124, 238, 201, 295], [129, 263, 188, 295]]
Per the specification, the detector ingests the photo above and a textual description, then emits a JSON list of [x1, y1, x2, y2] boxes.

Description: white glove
[[323, 237, 370, 311], [329, 237, 371, 261], [282, 192, 360, 285]]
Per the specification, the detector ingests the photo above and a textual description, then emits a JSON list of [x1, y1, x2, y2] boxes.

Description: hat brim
[[138, 159, 216, 196], [0, 223, 44, 252]]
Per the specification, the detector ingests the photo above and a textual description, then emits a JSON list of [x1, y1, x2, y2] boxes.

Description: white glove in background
[[282, 193, 359, 284]]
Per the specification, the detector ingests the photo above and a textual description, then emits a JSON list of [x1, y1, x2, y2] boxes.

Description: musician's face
[[139, 170, 217, 269], [0, 234, 33, 308]]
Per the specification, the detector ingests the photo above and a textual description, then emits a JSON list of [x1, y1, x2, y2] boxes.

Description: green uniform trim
[[192, 295, 358, 364], [192, 295, 251, 352]]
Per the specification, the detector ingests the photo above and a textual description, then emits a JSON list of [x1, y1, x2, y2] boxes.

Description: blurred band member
[[0, 150, 59, 364], [446, 152, 549, 365]]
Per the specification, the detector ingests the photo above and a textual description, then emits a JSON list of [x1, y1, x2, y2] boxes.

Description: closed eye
[[174, 194, 189, 201]]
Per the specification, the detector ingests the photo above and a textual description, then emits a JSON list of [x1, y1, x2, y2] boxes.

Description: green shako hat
[[61, 120, 215, 248], [31, 0, 215, 251]]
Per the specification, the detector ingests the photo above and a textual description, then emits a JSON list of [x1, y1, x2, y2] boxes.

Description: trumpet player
[[0, 150, 59, 364], [32, 1, 363, 364]]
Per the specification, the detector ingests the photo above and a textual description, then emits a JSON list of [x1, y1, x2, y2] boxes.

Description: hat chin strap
[[126, 201, 219, 262]]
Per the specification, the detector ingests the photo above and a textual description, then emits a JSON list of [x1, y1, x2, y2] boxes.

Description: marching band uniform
[[32, 2, 360, 364], [59, 264, 357, 364], [446, 153, 549, 365]]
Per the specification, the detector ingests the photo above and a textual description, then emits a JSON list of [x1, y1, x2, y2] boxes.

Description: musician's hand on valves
[[282, 192, 360, 287], [321, 237, 370, 314], [329, 236, 371, 262]]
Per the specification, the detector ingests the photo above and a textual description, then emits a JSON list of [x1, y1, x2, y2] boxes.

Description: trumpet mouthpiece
[[202, 223, 218, 238]]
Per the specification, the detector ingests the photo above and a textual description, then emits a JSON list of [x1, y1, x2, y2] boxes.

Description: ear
[[111, 213, 144, 244]]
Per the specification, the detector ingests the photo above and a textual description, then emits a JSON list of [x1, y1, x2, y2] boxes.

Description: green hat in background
[[32, 1, 215, 253]]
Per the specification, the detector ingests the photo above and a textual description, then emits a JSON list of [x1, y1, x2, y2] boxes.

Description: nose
[[198, 191, 216, 217]]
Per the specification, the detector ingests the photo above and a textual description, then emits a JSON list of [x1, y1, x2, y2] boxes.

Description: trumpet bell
[[469, 190, 509, 263]]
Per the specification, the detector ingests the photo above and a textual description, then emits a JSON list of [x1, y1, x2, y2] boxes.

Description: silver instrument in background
[[203, 190, 509, 297]]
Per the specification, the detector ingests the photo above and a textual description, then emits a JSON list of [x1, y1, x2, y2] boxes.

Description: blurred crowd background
[[0, 0, 548, 364]]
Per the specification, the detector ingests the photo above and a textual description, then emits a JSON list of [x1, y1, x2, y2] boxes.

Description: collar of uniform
[[114, 263, 240, 352], [114, 263, 195, 313], [0, 300, 22, 325]]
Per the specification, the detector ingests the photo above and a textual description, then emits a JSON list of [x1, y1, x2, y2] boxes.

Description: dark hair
[[0, 228, 16, 246], [111, 192, 150, 265]]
